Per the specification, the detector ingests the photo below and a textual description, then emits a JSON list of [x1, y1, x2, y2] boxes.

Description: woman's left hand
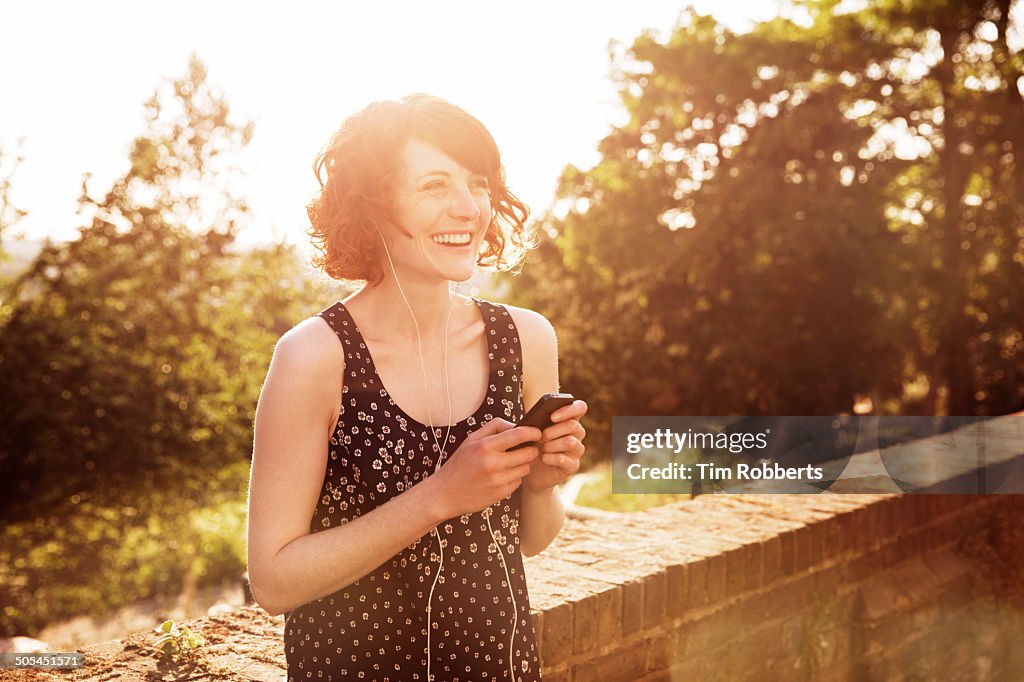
[[524, 400, 588, 492]]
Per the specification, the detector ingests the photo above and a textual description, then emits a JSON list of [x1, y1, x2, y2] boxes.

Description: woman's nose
[[448, 184, 481, 221]]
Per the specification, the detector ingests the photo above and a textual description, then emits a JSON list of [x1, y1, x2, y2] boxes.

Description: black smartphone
[[509, 393, 576, 450]]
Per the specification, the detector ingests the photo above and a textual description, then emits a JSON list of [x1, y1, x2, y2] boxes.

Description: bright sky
[[0, 1, 775, 253]]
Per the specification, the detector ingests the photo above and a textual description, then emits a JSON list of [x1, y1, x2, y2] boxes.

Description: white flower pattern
[[284, 299, 538, 681]]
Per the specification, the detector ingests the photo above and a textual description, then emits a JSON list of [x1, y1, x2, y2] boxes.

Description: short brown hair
[[306, 94, 532, 284]]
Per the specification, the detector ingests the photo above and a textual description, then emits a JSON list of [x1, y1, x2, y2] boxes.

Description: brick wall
[[46, 413, 1024, 682], [535, 493, 1024, 682], [52, 492, 1024, 682]]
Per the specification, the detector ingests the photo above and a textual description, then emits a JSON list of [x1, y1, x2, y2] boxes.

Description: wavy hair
[[306, 94, 532, 285]]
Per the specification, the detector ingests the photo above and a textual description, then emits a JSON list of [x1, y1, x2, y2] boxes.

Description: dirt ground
[[0, 606, 287, 682]]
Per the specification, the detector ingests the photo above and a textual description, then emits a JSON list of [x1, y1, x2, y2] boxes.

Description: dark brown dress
[[284, 299, 541, 681]]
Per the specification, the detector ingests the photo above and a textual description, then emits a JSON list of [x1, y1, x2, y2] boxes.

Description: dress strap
[[316, 302, 380, 394], [473, 299, 525, 420], [316, 301, 356, 344]]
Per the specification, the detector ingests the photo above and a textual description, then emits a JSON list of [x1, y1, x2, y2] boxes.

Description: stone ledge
[[7, 415, 1023, 681]]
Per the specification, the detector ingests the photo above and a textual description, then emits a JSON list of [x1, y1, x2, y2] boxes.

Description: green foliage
[[155, 618, 206, 662], [0, 483, 248, 637], [0, 55, 329, 634], [505, 0, 1024, 456], [0, 55, 325, 519], [573, 463, 691, 512]]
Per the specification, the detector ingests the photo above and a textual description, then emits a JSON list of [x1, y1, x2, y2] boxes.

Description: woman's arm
[[246, 318, 452, 616], [508, 307, 577, 558]]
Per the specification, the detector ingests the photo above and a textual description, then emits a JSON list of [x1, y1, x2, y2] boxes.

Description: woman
[[247, 94, 588, 681]]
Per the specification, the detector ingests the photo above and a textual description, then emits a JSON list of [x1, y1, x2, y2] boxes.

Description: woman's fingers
[[493, 425, 543, 452], [541, 451, 582, 473], [466, 417, 515, 442], [551, 400, 588, 423], [540, 420, 585, 445], [540, 433, 584, 457]]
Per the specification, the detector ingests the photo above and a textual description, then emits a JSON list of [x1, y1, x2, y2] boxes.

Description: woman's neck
[[346, 275, 463, 342]]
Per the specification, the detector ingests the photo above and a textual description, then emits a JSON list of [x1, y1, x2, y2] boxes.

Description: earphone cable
[[377, 231, 519, 682], [377, 232, 453, 682]]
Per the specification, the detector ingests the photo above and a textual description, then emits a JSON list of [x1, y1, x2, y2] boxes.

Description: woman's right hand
[[429, 418, 542, 518]]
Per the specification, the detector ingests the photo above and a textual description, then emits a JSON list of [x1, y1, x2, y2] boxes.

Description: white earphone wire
[[377, 230, 519, 682]]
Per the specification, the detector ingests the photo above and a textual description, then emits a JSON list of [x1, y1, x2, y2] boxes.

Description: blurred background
[[1, 0, 1021, 650]]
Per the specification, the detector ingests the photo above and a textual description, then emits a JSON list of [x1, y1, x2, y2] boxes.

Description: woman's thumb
[[466, 417, 515, 442]]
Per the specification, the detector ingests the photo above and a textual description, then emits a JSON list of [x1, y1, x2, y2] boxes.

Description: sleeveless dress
[[284, 298, 542, 681]]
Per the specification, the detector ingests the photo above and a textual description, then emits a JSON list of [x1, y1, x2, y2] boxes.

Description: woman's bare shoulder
[[272, 313, 346, 377], [500, 304, 557, 344], [499, 304, 559, 398]]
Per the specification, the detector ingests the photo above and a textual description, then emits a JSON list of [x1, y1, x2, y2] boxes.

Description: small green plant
[[154, 619, 206, 662]]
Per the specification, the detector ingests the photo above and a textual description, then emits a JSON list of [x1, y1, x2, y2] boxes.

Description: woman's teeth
[[431, 233, 472, 246]]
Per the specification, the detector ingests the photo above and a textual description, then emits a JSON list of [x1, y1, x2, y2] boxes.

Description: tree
[[505, 0, 1023, 454], [0, 140, 28, 276], [0, 55, 324, 519]]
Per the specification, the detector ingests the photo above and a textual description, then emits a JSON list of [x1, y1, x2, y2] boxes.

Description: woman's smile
[[430, 231, 473, 246], [386, 137, 493, 280]]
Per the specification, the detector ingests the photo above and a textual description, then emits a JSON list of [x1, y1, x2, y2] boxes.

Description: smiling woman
[[305, 94, 531, 286], [246, 94, 589, 681]]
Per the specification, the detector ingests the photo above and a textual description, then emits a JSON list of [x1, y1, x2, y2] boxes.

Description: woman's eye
[[472, 180, 491, 192], [424, 181, 446, 191]]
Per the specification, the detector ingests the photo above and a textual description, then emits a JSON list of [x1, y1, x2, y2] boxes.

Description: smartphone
[[509, 393, 576, 450]]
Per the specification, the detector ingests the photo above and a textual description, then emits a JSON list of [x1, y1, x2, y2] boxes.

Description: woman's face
[[382, 137, 492, 284]]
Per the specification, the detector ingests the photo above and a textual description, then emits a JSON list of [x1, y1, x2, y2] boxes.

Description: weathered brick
[[846, 505, 874, 553], [645, 632, 675, 674], [858, 573, 909, 623], [570, 592, 600, 655], [643, 570, 667, 630], [727, 619, 801, 679], [859, 501, 885, 551], [723, 545, 746, 598], [540, 601, 572, 667], [570, 557, 652, 588], [779, 527, 798, 576], [538, 665, 571, 682], [743, 571, 820, 622], [634, 670, 674, 682], [594, 584, 623, 644], [685, 556, 708, 609], [535, 556, 633, 592], [833, 509, 858, 552], [665, 562, 689, 618], [932, 513, 967, 548], [807, 514, 832, 568], [898, 531, 923, 565], [807, 555, 850, 595], [900, 557, 953, 601], [761, 534, 783, 585], [823, 510, 847, 560], [622, 577, 644, 636], [663, 656, 708, 682], [701, 637, 764, 682], [924, 548, 970, 585], [572, 638, 651, 681], [676, 615, 726, 662], [795, 526, 816, 573], [902, 494, 927, 527], [741, 539, 763, 593], [703, 554, 727, 606], [880, 496, 902, 540]]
